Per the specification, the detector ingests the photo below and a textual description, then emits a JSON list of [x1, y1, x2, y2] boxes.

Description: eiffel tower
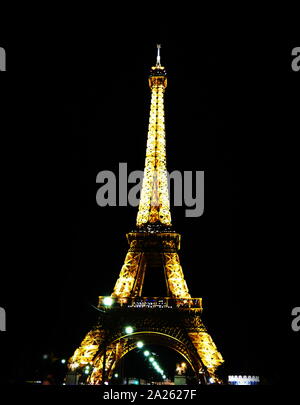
[[68, 45, 224, 384]]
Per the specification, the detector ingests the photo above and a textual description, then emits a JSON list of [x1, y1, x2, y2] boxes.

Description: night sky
[[0, 17, 299, 386]]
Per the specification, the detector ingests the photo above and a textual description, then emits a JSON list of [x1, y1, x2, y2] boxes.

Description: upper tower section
[[136, 45, 172, 231], [148, 44, 167, 90]]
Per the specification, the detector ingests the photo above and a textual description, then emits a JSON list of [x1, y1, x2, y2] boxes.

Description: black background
[[0, 11, 299, 391]]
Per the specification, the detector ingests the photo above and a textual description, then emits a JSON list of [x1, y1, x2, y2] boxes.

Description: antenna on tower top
[[156, 44, 161, 66]]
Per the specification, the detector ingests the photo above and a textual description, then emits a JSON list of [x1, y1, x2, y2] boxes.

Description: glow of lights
[[114, 373, 118, 378], [136, 80, 171, 227], [143, 350, 150, 357], [125, 326, 134, 334], [149, 357, 154, 362], [103, 297, 113, 306], [136, 341, 144, 348], [228, 375, 260, 385]]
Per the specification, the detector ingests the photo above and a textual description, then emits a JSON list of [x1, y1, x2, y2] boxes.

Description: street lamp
[[103, 297, 113, 307], [101, 298, 114, 385], [125, 326, 134, 334], [136, 341, 144, 349], [143, 350, 150, 357]]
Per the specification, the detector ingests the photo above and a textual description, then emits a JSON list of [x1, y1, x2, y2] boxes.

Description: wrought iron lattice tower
[[68, 45, 224, 384]]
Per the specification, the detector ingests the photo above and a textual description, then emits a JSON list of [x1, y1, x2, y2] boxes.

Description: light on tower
[[103, 297, 113, 307]]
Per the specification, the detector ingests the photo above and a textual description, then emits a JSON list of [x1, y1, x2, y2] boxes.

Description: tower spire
[[156, 43, 161, 66]]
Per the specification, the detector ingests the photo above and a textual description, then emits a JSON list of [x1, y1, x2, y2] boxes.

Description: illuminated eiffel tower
[[68, 45, 224, 384]]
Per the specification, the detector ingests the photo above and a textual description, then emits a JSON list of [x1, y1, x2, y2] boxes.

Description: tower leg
[[163, 252, 191, 299]]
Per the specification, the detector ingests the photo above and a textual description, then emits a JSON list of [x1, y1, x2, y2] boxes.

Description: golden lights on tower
[[136, 44, 171, 227], [67, 45, 224, 385]]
